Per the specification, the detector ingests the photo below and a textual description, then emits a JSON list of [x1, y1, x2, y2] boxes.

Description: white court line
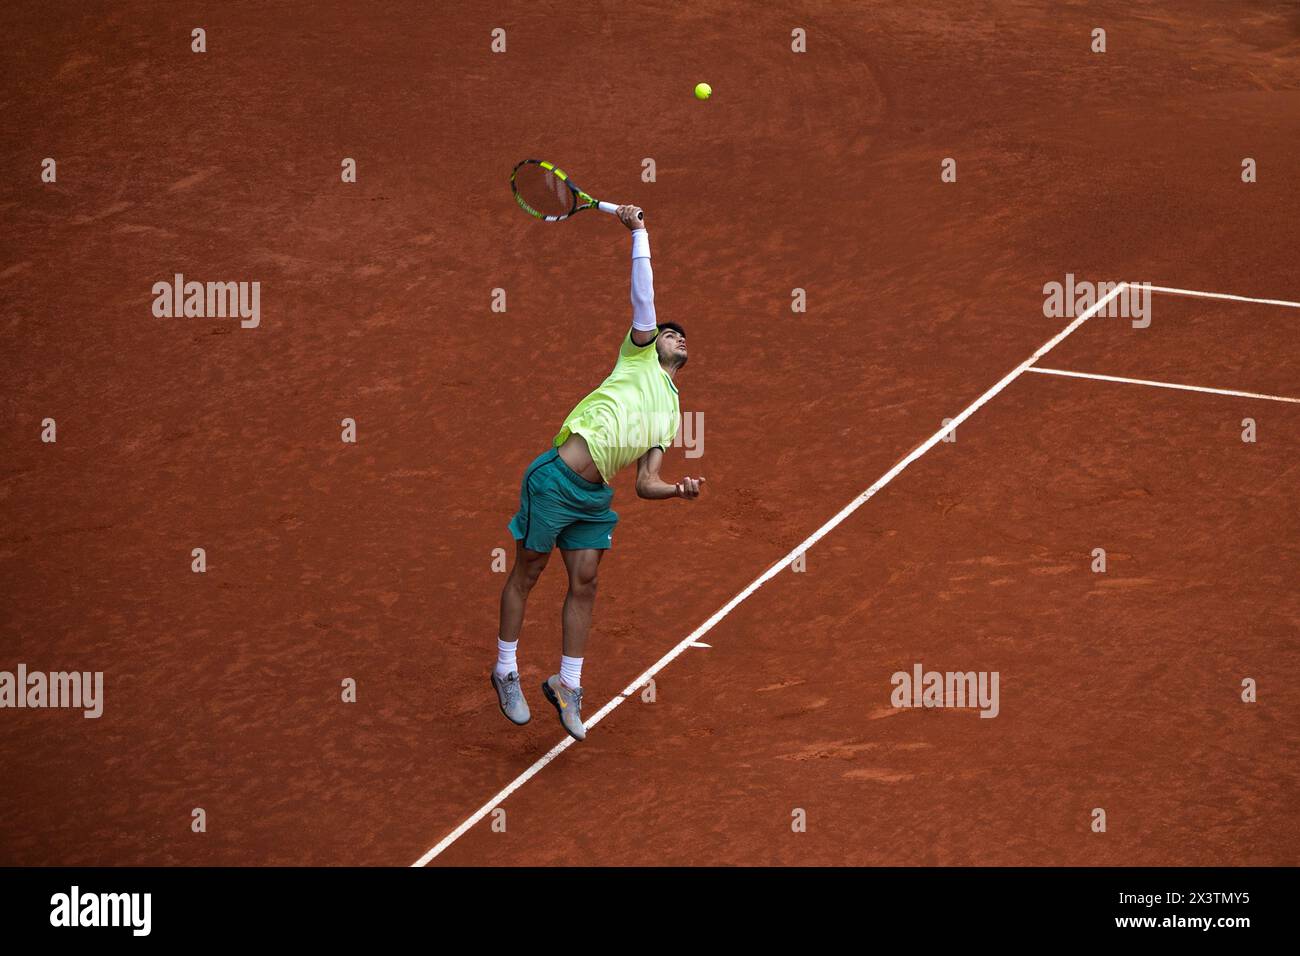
[[410, 282, 1130, 867], [1028, 367, 1300, 404], [1146, 285, 1300, 309]]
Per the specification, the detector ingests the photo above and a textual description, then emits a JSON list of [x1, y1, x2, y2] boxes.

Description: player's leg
[[539, 546, 602, 742], [535, 458, 615, 741], [497, 540, 550, 647], [491, 542, 548, 725], [558, 546, 603, 663], [500, 449, 566, 653], [494, 450, 565, 726]]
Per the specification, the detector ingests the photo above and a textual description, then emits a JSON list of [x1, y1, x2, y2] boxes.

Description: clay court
[[2, 1, 1297, 867]]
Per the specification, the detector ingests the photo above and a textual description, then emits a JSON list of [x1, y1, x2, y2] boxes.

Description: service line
[[1028, 366, 1300, 404], [1146, 285, 1300, 309]]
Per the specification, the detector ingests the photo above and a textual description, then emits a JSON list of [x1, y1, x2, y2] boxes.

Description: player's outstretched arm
[[636, 447, 705, 501], [618, 205, 658, 346]]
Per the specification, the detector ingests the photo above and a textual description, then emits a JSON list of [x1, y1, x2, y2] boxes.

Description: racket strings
[[513, 163, 574, 218]]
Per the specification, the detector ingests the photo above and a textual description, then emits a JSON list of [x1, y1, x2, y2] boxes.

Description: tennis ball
[[694, 82, 712, 101]]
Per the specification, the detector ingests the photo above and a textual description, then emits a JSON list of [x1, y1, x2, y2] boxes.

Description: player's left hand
[[676, 476, 705, 499]]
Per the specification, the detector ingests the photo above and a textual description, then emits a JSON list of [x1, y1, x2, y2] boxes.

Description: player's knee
[[569, 570, 598, 599], [512, 556, 548, 591]]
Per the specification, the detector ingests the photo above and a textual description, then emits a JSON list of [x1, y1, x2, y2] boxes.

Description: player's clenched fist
[[617, 204, 645, 231], [676, 476, 705, 499]]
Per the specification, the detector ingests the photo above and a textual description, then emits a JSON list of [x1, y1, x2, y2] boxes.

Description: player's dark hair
[[655, 321, 688, 370]]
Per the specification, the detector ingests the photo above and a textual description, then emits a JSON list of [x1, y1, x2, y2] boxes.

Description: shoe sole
[[490, 673, 530, 725], [540, 679, 586, 742]]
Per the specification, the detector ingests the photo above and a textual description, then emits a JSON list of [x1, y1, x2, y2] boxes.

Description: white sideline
[[1146, 285, 1300, 309], [409, 283, 1131, 867], [1028, 367, 1300, 404]]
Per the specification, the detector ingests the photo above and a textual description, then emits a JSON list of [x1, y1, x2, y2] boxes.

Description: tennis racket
[[510, 158, 642, 223]]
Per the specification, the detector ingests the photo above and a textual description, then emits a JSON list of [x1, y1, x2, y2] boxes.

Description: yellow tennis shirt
[[553, 330, 681, 484]]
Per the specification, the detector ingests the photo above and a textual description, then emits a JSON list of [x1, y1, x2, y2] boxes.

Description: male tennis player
[[491, 204, 703, 741]]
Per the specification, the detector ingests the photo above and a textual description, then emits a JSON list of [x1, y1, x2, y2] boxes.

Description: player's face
[[657, 329, 688, 367]]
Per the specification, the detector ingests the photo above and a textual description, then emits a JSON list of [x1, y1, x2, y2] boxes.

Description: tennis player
[[491, 205, 703, 741]]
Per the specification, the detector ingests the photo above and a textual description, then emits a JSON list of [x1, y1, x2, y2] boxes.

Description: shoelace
[[501, 674, 523, 704]]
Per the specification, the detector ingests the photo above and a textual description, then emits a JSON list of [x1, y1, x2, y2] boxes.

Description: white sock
[[559, 655, 583, 689], [495, 638, 518, 677]]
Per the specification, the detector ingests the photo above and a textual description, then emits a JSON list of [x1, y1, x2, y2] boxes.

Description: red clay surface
[[1, 1, 1297, 866]]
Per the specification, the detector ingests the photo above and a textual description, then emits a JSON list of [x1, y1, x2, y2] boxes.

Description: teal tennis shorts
[[508, 448, 618, 553]]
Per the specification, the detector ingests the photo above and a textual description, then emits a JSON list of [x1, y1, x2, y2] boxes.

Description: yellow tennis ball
[[694, 82, 712, 101]]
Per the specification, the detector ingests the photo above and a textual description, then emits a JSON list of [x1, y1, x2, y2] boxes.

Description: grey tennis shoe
[[541, 674, 587, 741], [491, 669, 531, 725]]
